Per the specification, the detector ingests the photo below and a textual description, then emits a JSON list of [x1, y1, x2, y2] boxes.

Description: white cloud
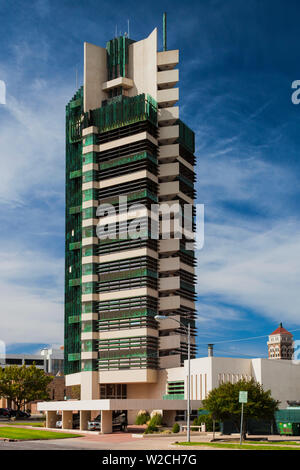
[[0, 72, 73, 206], [197, 218, 300, 325], [0, 245, 64, 344]]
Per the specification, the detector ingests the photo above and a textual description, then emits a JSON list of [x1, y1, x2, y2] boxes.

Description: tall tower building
[[64, 26, 196, 400], [267, 323, 294, 360]]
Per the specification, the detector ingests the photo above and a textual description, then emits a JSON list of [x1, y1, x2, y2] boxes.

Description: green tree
[[193, 409, 220, 433], [202, 379, 279, 439], [0, 364, 53, 413]]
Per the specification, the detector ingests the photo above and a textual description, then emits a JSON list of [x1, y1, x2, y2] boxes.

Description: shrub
[[135, 412, 150, 425], [144, 424, 158, 434], [149, 413, 162, 427], [193, 414, 220, 432], [172, 422, 180, 433]]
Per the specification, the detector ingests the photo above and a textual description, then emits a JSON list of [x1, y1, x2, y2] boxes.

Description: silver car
[[88, 414, 101, 431]]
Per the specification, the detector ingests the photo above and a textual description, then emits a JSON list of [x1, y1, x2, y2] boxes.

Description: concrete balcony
[[99, 369, 158, 384], [157, 69, 179, 89], [180, 296, 195, 310], [99, 131, 158, 153], [159, 295, 181, 311], [158, 143, 180, 162], [102, 76, 134, 91], [99, 169, 158, 189], [82, 144, 99, 154], [160, 218, 183, 238], [157, 50, 179, 70], [82, 200, 98, 210], [81, 274, 98, 284], [159, 354, 181, 369], [82, 181, 100, 191], [81, 293, 99, 302], [158, 315, 181, 330], [82, 255, 99, 265], [158, 106, 179, 126], [159, 294, 195, 312], [82, 218, 98, 228], [81, 352, 98, 360], [82, 162, 99, 172], [97, 206, 149, 226], [99, 328, 158, 340], [159, 334, 181, 350], [81, 332, 99, 341], [99, 287, 158, 302], [159, 238, 180, 254], [99, 247, 158, 264], [157, 88, 179, 108], [159, 181, 179, 197], [159, 162, 179, 179], [82, 237, 98, 247], [159, 257, 180, 272], [158, 125, 179, 145], [82, 126, 98, 137], [160, 276, 180, 292], [81, 313, 98, 322]]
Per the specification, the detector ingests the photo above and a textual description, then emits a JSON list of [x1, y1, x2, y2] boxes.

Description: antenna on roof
[[163, 12, 167, 51], [115, 24, 118, 38]]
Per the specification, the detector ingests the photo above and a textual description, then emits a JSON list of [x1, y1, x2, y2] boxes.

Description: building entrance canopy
[[38, 398, 202, 412]]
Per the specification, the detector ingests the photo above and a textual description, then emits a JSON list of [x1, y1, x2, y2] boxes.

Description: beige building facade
[[63, 23, 197, 409], [38, 355, 300, 431]]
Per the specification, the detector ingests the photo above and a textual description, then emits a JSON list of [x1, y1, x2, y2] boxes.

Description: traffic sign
[[239, 391, 248, 403]]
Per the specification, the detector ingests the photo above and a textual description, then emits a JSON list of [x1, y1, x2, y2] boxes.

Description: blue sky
[[1, 0, 300, 358]]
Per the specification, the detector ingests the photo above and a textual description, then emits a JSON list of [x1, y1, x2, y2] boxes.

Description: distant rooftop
[[270, 322, 293, 336]]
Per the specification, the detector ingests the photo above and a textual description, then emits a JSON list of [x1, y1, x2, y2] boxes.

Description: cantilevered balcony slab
[[99, 369, 158, 384], [158, 125, 179, 144], [157, 88, 179, 108], [158, 106, 179, 126], [102, 76, 134, 91], [159, 276, 180, 292], [99, 328, 158, 340], [157, 69, 179, 89], [157, 50, 179, 70]]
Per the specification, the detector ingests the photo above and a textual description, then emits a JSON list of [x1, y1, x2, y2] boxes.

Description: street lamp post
[[155, 315, 191, 443]]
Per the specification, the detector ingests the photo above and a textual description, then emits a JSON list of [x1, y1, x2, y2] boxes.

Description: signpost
[[239, 391, 248, 445]]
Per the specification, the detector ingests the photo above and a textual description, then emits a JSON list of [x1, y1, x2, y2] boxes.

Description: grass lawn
[[0, 427, 81, 440], [6, 421, 44, 427], [229, 440, 300, 446], [174, 441, 300, 450]]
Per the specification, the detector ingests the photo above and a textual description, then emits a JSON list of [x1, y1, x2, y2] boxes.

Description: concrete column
[[80, 410, 91, 431], [62, 410, 73, 429], [163, 410, 176, 427], [101, 410, 112, 434], [46, 411, 57, 428], [80, 371, 100, 400]]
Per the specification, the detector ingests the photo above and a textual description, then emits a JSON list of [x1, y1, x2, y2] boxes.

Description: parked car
[[15, 410, 31, 418], [0, 408, 10, 417], [87, 411, 127, 431], [56, 419, 62, 428], [0, 408, 16, 418], [87, 414, 101, 431], [56, 413, 80, 429]]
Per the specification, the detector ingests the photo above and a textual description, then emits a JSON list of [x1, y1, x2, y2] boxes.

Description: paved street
[[0, 434, 217, 450]]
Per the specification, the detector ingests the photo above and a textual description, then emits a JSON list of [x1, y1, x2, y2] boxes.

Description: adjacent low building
[[38, 351, 300, 431], [0, 348, 64, 374], [0, 348, 65, 412]]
